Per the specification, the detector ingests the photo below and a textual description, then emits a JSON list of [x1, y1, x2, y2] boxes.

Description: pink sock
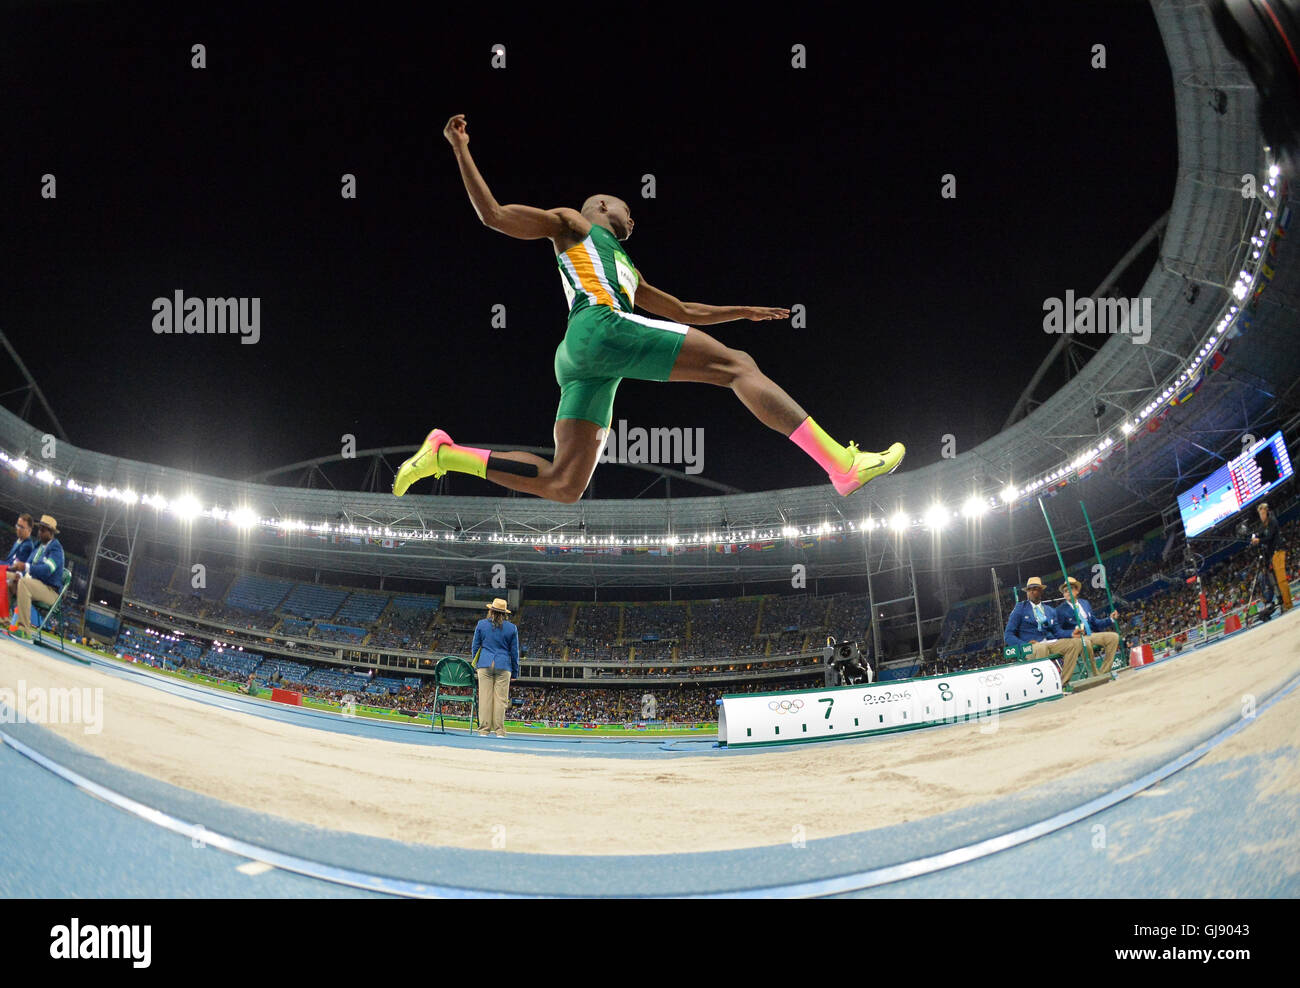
[[789, 417, 853, 474]]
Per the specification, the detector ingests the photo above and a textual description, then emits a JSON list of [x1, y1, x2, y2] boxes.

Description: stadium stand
[[225, 572, 294, 613], [280, 583, 349, 620]]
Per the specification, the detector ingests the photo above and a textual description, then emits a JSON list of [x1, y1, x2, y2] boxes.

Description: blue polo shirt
[[1055, 598, 1114, 635], [472, 618, 520, 676], [25, 538, 65, 590], [1004, 599, 1065, 646], [4, 536, 34, 567]]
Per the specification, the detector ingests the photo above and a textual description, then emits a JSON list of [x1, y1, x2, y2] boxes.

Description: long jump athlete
[[393, 113, 905, 504]]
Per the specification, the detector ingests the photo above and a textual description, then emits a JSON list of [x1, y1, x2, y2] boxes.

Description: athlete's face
[[609, 200, 634, 240]]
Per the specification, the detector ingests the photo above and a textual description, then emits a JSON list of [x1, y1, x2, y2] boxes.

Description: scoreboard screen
[[1178, 431, 1293, 538]]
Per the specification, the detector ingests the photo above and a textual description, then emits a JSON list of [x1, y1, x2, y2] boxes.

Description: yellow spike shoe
[[393, 428, 452, 496], [830, 441, 905, 496]]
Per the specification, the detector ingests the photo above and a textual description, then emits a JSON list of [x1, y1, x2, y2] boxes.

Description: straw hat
[[1023, 577, 1045, 590], [37, 514, 58, 535], [486, 597, 511, 615], [1059, 576, 1083, 595]]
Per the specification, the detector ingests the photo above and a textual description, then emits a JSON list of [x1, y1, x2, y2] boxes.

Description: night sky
[[2, 1, 1177, 499]]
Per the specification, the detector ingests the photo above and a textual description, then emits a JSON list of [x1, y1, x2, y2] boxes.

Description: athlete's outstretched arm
[[443, 113, 584, 241], [636, 277, 789, 326]]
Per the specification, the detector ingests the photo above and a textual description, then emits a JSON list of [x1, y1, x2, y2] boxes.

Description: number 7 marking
[[819, 697, 833, 719]]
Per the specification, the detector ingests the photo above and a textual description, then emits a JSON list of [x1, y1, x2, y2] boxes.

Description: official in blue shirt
[[1055, 577, 1120, 676], [12, 514, 66, 634], [4, 512, 36, 602], [472, 597, 520, 737], [1004, 576, 1083, 687]]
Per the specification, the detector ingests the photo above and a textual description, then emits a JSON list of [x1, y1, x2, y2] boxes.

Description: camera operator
[[1251, 502, 1292, 612]]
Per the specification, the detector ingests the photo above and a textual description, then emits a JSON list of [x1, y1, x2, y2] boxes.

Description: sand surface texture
[[3, 616, 1297, 855]]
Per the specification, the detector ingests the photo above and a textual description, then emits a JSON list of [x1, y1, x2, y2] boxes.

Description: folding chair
[[32, 568, 74, 653], [430, 656, 478, 733]]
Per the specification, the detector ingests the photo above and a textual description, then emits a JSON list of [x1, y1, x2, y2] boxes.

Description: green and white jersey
[[556, 223, 640, 318]]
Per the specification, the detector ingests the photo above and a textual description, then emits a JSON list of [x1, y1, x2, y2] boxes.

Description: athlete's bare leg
[[482, 418, 606, 503], [395, 326, 900, 504], [665, 324, 905, 494], [667, 326, 808, 434]]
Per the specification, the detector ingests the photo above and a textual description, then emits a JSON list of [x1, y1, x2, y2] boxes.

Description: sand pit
[[3, 616, 1298, 856]]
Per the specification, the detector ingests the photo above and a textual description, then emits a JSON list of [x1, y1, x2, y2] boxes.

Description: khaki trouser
[[1076, 631, 1120, 676], [1028, 638, 1083, 686], [1273, 551, 1293, 612], [476, 667, 511, 733], [14, 575, 59, 631]]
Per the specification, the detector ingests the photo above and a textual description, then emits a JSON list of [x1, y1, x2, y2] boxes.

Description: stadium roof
[[1, 0, 1297, 590]]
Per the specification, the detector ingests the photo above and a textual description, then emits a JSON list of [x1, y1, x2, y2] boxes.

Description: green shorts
[[553, 305, 689, 427]]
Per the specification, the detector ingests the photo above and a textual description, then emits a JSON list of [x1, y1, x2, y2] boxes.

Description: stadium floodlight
[[172, 495, 203, 521], [781, 525, 799, 538], [11, 459, 27, 473], [35, 469, 54, 483], [923, 504, 949, 530], [962, 495, 988, 519], [1001, 485, 1018, 504], [889, 511, 909, 532]]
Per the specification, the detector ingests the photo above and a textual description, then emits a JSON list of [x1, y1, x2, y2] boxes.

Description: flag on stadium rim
[[1171, 367, 1204, 405]]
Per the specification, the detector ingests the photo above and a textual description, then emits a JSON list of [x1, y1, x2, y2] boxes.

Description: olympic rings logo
[[768, 699, 805, 714], [978, 673, 1004, 686]]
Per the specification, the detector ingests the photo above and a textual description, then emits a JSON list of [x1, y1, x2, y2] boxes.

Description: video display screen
[[1178, 431, 1292, 538]]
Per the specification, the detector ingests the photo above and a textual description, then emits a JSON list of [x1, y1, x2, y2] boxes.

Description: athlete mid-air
[[393, 113, 905, 503]]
